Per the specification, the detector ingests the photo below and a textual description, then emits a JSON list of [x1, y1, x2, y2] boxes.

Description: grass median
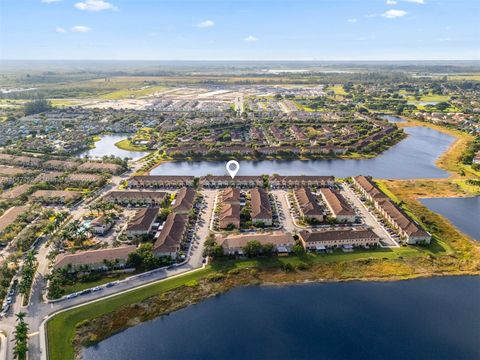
[[46, 267, 212, 360]]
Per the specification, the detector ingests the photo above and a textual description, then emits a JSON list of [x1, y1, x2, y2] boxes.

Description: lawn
[[60, 271, 139, 295], [328, 84, 347, 95], [47, 267, 212, 360], [99, 85, 168, 100], [114, 138, 149, 151]]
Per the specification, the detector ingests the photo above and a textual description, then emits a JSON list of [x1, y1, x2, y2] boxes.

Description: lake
[[151, 126, 454, 179], [77, 134, 150, 160], [420, 197, 480, 240], [84, 276, 480, 360]]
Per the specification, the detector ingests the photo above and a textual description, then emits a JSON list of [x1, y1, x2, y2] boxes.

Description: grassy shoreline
[[46, 120, 479, 360], [114, 138, 149, 152]]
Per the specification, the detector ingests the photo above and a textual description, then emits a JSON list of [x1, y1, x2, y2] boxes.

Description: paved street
[[342, 186, 399, 247]]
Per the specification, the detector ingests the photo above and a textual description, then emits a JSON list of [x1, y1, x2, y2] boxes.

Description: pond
[[84, 276, 480, 360], [151, 126, 454, 179], [77, 134, 150, 161], [420, 196, 480, 240]]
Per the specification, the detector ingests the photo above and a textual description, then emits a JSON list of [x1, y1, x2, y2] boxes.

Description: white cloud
[[244, 35, 258, 42], [382, 9, 408, 18], [71, 25, 91, 32], [196, 20, 215, 28], [74, 0, 117, 11], [404, 0, 425, 4], [386, 0, 397, 5], [347, 18, 357, 23], [42, 0, 62, 3], [55, 27, 66, 33]]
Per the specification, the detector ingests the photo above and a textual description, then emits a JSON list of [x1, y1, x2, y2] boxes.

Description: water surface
[[151, 127, 454, 179], [84, 276, 480, 360], [421, 197, 480, 240], [78, 134, 150, 160]]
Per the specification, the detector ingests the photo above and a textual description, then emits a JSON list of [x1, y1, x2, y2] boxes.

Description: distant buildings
[[129, 175, 195, 188], [30, 190, 82, 204], [104, 191, 167, 207]]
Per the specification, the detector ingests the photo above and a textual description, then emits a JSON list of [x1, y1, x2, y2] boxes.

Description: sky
[[0, 0, 479, 60]]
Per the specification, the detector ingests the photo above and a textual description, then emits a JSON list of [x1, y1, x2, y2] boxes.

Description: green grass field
[[99, 85, 168, 100], [47, 267, 212, 360]]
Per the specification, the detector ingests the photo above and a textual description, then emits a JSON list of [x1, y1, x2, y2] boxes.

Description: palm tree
[[13, 311, 29, 360]]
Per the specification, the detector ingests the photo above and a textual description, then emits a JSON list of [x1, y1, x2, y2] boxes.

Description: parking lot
[[342, 186, 399, 247]]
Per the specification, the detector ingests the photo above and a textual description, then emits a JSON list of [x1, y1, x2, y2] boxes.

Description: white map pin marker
[[226, 160, 240, 179]]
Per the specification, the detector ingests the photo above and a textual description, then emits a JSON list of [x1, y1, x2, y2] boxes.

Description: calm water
[[421, 197, 480, 240], [78, 134, 150, 160], [151, 127, 454, 179], [382, 114, 406, 123], [84, 276, 480, 360]]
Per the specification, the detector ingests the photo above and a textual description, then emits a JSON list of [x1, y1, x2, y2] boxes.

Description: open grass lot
[[405, 93, 451, 103], [327, 84, 347, 95], [114, 138, 149, 151], [47, 268, 212, 360], [447, 74, 480, 81], [99, 85, 168, 100], [60, 271, 140, 295]]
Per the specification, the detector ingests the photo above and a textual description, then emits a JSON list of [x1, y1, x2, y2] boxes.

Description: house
[[104, 191, 167, 207], [352, 176, 388, 202], [128, 175, 195, 188], [269, 175, 335, 188], [153, 213, 188, 258], [299, 228, 380, 250], [250, 188, 272, 226], [200, 176, 263, 188], [65, 173, 103, 185], [218, 188, 241, 229], [90, 216, 114, 236], [171, 187, 196, 214], [219, 203, 240, 229], [319, 188, 356, 223], [473, 151, 480, 165], [125, 207, 159, 238], [375, 199, 431, 244], [222, 187, 240, 204], [34, 172, 64, 184], [77, 162, 123, 174], [294, 188, 324, 222], [0, 206, 29, 236], [54, 246, 136, 270], [352, 176, 431, 244], [0, 184, 31, 200], [44, 159, 79, 171], [30, 190, 81, 204], [217, 232, 295, 255]]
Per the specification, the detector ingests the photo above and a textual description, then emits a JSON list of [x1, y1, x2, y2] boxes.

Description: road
[[0, 159, 149, 359], [342, 186, 399, 247], [271, 189, 299, 233], [0, 180, 217, 360]]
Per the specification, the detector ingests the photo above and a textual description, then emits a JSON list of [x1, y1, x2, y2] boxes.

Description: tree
[[292, 244, 305, 256], [13, 312, 29, 360], [24, 98, 52, 115], [242, 240, 262, 257]]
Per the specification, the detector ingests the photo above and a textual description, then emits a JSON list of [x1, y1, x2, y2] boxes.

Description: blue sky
[[0, 0, 478, 60]]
